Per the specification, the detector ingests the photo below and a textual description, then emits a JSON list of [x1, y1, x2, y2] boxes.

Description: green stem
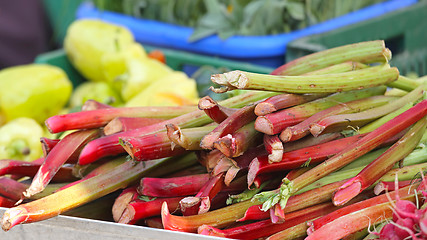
[[211, 65, 398, 94]]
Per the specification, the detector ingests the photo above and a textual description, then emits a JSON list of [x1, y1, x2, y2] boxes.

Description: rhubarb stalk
[[166, 124, 216, 150], [332, 116, 427, 206], [255, 86, 386, 135], [23, 129, 100, 198], [254, 99, 427, 211], [211, 65, 398, 93], [103, 117, 166, 135]]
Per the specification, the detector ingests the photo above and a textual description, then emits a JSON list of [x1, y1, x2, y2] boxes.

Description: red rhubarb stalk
[[119, 197, 182, 224], [138, 174, 210, 197], [119, 131, 187, 161], [103, 117, 166, 135], [263, 134, 283, 163], [279, 95, 397, 142], [255, 99, 427, 212], [0, 177, 27, 201], [255, 86, 386, 135], [0, 196, 16, 208], [179, 172, 225, 215], [0, 159, 76, 182], [200, 103, 257, 150], [45, 105, 196, 133], [374, 180, 413, 195], [40, 137, 60, 157], [248, 134, 368, 186], [309, 85, 424, 137], [23, 129, 101, 198], [197, 96, 238, 123], [78, 91, 278, 165], [332, 116, 427, 206]]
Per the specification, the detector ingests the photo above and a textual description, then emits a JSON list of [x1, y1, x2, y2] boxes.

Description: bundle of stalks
[[2, 40, 427, 240]]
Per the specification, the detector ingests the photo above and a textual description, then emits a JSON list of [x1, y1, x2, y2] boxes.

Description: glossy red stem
[[138, 174, 210, 197], [254, 93, 325, 116], [45, 105, 196, 133], [119, 131, 187, 161]]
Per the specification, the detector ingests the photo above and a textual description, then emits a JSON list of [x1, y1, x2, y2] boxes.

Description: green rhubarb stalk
[[271, 40, 390, 76], [332, 116, 427, 206], [253, 99, 427, 211], [166, 124, 217, 150], [0, 154, 196, 231], [310, 85, 425, 136], [387, 75, 422, 92], [358, 102, 413, 134], [211, 65, 398, 94]]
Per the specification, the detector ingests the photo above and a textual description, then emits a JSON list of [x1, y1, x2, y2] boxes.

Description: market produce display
[[0, 19, 426, 240]]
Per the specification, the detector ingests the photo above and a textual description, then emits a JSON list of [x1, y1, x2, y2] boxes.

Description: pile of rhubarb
[[1, 40, 427, 240]]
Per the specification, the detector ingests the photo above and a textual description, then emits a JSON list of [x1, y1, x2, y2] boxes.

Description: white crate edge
[[0, 207, 227, 240]]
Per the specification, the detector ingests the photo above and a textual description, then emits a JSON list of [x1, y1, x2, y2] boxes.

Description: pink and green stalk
[[179, 172, 225, 216], [112, 186, 139, 222], [166, 124, 217, 150], [279, 95, 397, 142], [1, 154, 188, 231], [306, 189, 418, 239], [248, 133, 368, 186], [309, 185, 417, 233], [45, 105, 197, 133], [119, 132, 187, 161], [332, 116, 427, 206], [24, 129, 100, 198], [200, 103, 257, 150], [103, 117, 166, 135], [119, 196, 183, 224], [254, 99, 427, 212], [197, 96, 237, 123], [211, 65, 398, 93], [255, 86, 386, 135], [271, 40, 390, 76], [78, 91, 278, 165], [198, 202, 338, 239], [0, 159, 75, 182], [282, 132, 342, 153], [213, 121, 262, 158], [309, 85, 425, 137], [138, 173, 210, 197], [254, 93, 326, 116], [263, 134, 283, 163], [56, 157, 128, 192]]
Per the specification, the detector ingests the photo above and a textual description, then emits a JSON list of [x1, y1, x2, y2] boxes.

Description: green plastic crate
[[286, 0, 427, 76], [34, 45, 273, 88]]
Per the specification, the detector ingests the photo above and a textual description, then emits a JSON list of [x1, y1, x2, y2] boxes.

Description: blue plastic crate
[[76, 0, 418, 68]]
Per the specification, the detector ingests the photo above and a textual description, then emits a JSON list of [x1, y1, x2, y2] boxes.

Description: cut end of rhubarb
[[117, 207, 135, 224], [119, 138, 135, 159], [309, 123, 325, 137], [247, 157, 260, 187], [197, 224, 226, 237], [279, 128, 292, 143], [255, 117, 274, 135], [103, 118, 123, 135], [112, 191, 136, 222], [198, 96, 216, 110], [1, 206, 28, 231], [332, 181, 362, 206], [200, 132, 221, 150], [213, 134, 235, 158], [254, 103, 276, 116]]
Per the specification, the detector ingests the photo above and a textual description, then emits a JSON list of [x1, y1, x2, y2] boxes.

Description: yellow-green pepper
[[0, 64, 72, 123], [0, 118, 44, 161]]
